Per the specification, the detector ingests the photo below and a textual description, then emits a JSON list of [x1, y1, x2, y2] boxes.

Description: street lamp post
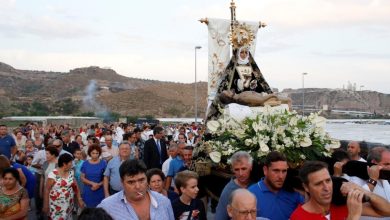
[[194, 46, 202, 123], [302, 72, 308, 116]]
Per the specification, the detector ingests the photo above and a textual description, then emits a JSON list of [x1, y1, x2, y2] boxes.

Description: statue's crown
[[229, 22, 255, 49]]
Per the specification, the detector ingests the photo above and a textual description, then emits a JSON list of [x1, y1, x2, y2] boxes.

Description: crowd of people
[[0, 122, 205, 220], [1, 122, 390, 220]]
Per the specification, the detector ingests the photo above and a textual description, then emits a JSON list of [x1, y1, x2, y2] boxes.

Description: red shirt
[[290, 204, 348, 220]]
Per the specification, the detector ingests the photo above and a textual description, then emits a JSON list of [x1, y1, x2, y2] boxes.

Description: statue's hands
[[237, 79, 244, 91], [221, 90, 234, 98]]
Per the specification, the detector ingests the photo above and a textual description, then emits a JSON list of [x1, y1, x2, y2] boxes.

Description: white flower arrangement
[[203, 107, 340, 165]]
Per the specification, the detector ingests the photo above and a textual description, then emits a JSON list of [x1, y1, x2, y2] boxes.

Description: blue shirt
[[248, 179, 304, 220], [167, 157, 184, 177], [12, 163, 36, 198], [74, 160, 84, 193], [104, 156, 124, 191], [97, 190, 175, 220], [81, 159, 107, 207], [215, 178, 241, 220], [0, 134, 16, 159]]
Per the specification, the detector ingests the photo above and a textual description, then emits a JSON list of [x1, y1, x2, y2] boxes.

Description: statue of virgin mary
[[206, 22, 291, 121]]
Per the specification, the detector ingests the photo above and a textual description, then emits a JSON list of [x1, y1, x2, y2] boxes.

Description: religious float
[[192, 0, 340, 202]]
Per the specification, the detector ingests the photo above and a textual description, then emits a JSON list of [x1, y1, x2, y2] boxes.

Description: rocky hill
[[286, 88, 390, 115], [0, 62, 207, 118], [0, 62, 389, 119]]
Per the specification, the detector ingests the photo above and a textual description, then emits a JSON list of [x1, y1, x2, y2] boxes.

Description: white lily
[[207, 120, 220, 133], [300, 136, 312, 147], [209, 151, 221, 163]]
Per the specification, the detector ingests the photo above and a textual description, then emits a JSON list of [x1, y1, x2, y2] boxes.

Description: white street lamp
[[194, 46, 202, 123], [302, 72, 308, 115]]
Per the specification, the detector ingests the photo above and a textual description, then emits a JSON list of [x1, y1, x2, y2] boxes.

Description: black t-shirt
[[171, 198, 207, 220]]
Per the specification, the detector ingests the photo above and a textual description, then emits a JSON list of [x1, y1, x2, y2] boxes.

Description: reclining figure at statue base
[[219, 90, 292, 109]]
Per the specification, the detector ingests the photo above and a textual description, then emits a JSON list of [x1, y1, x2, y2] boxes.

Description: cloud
[[0, 2, 96, 40], [0, 0, 16, 10], [117, 32, 201, 53], [182, 0, 390, 30], [0, 48, 209, 83], [0, 15, 96, 39], [0, 0, 389, 95], [311, 50, 390, 59], [259, 51, 390, 94], [235, 0, 390, 28]]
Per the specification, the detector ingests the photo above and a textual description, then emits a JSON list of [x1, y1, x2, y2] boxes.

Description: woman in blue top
[[81, 144, 107, 207]]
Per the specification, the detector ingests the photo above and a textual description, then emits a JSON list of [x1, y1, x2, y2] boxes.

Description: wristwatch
[[367, 178, 378, 186]]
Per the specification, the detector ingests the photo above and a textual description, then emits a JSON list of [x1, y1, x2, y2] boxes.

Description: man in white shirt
[[173, 126, 186, 142], [347, 141, 367, 162], [186, 132, 196, 146], [141, 124, 153, 141], [31, 148, 47, 217], [114, 123, 125, 145], [79, 126, 88, 146], [161, 144, 178, 176], [101, 135, 118, 161], [361, 146, 390, 220]]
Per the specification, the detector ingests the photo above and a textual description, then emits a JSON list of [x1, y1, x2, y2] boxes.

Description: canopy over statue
[[201, 1, 291, 121]]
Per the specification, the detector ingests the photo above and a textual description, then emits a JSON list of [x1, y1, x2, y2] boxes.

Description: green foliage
[[79, 112, 95, 117], [126, 116, 138, 123], [165, 106, 182, 117], [53, 98, 80, 115], [22, 83, 41, 94], [12, 103, 30, 114], [144, 115, 155, 120], [109, 112, 121, 122], [29, 101, 49, 116]]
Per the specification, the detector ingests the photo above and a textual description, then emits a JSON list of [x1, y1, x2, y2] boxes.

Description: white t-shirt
[[162, 157, 173, 176], [31, 149, 47, 175], [361, 180, 390, 220], [358, 157, 367, 162]]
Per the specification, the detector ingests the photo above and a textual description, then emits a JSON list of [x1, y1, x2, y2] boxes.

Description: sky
[[0, 0, 389, 93]]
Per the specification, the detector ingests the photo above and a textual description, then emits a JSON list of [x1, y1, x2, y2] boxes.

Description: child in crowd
[[25, 155, 36, 174], [13, 150, 26, 165], [74, 148, 85, 214], [172, 170, 207, 220], [74, 148, 85, 193]]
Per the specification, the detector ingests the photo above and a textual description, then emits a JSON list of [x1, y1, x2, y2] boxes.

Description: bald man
[[347, 141, 366, 162], [227, 189, 269, 220]]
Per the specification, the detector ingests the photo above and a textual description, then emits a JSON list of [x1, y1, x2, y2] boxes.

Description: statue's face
[[239, 50, 248, 60]]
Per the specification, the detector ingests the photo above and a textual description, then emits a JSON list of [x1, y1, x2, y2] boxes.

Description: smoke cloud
[[82, 80, 112, 120]]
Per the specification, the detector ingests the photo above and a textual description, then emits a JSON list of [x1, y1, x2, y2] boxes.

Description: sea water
[[326, 120, 390, 144]]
